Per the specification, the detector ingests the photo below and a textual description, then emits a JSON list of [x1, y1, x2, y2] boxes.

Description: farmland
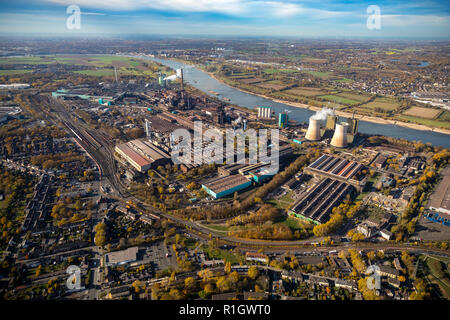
[[402, 106, 442, 119], [0, 55, 169, 78]]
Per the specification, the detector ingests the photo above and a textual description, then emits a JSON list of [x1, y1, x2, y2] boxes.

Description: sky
[[0, 0, 449, 39]]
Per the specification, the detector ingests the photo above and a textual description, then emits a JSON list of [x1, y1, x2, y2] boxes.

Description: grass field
[[359, 97, 400, 112], [276, 216, 306, 230], [255, 82, 289, 90], [203, 245, 243, 264], [284, 87, 327, 97], [304, 70, 331, 79], [204, 224, 229, 233], [438, 111, 450, 122], [397, 115, 450, 129], [263, 68, 298, 74], [425, 256, 450, 299], [402, 106, 442, 119], [0, 55, 165, 78], [317, 94, 360, 106], [0, 69, 33, 75], [335, 91, 372, 103]]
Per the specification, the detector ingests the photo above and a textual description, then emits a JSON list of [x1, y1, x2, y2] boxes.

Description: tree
[[94, 222, 107, 247], [132, 280, 143, 293], [203, 283, 214, 295], [224, 261, 231, 274], [367, 251, 376, 262], [216, 276, 230, 292], [184, 277, 195, 290], [248, 266, 259, 280]]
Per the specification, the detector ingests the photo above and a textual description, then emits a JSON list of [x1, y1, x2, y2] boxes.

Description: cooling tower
[[330, 122, 348, 148], [305, 118, 322, 141]]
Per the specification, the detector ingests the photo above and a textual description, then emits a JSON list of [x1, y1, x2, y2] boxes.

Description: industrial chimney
[[330, 122, 349, 148], [305, 118, 322, 141]]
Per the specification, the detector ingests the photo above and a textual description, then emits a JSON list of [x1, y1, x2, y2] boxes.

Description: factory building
[[218, 163, 249, 176], [202, 174, 252, 199], [426, 166, 450, 225], [257, 106, 273, 119], [305, 154, 367, 190], [249, 168, 275, 183], [115, 139, 171, 173], [278, 112, 289, 128], [289, 178, 355, 224]]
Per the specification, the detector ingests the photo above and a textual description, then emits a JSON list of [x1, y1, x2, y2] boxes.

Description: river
[[139, 56, 449, 148]]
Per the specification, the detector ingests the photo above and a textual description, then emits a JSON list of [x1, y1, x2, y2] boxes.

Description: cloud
[[43, 0, 245, 14], [381, 14, 449, 27]]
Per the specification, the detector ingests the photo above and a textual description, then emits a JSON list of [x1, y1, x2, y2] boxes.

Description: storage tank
[[305, 118, 322, 141], [330, 122, 349, 148]]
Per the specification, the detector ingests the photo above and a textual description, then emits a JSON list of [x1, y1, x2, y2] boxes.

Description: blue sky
[[0, 0, 449, 38]]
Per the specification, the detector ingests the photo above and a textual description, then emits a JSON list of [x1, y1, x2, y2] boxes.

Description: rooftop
[[429, 166, 450, 212], [203, 174, 251, 194], [105, 246, 139, 266]]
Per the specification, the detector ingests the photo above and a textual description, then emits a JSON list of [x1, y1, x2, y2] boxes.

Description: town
[[0, 38, 449, 303]]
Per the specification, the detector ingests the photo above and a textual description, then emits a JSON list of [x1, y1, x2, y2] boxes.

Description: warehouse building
[[426, 166, 450, 226], [202, 174, 252, 199], [104, 246, 140, 267], [289, 178, 355, 224], [305, 154, 366, 190], [218, 162, 249, 176], [115, 139, 171, 172]]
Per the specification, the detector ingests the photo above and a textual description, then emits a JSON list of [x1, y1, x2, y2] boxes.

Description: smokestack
[[145, 119, 151, 138], [305, 118, 322, 141], [331, 122, 348, 148], [180, 68, 184, 91]]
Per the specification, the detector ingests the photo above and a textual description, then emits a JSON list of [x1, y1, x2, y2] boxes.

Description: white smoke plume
[[164, 74, 178, 81], [310, 107, 335, 121], [164, 68, 182, 82]]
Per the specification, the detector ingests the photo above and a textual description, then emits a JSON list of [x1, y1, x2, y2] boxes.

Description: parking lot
[[142, 241, 177, 271]]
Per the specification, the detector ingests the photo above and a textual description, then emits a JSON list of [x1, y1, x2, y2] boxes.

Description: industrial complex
[[115, 139, 171, 172], [202, 174, 252, 199]]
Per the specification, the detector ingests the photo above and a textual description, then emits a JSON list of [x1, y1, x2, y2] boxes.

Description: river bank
[[205, 70, 450, 136]]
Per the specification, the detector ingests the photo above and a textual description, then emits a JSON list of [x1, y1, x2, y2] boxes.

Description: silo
[[330, 122, 349, 148], [305, 118, 322, 141]]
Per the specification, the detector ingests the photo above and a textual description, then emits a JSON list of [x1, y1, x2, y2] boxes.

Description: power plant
[[304, 108, 359, 147], [330, 122, 349, 148], [305, 118, 322, 141]]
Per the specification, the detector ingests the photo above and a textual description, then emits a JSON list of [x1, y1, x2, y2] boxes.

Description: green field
[[0, 69, 33, 75], [276, 216, 305, 230], [437, 111, 450, 122], [317, 94, 360, 106], [425, 256, 450, 299], [204, 223, 229, 233], [397, 115, 450, 129], [304, 70, 331, 79], [0, 55, 165, 78], [335, 91, 372, 103], [263, 68, 298, 74], [203, 245, 243, 264], [359, 97, 400, 112]]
